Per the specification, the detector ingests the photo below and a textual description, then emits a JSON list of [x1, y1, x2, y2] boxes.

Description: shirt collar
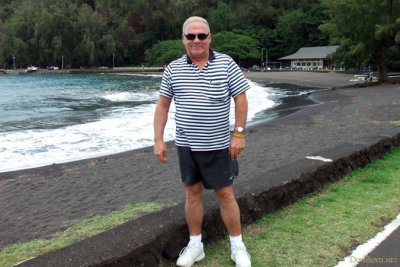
[[186, 49, 215, 64]]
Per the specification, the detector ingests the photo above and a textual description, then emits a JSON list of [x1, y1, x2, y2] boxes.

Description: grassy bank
[[0, 202, 163, 267], [163, 147, 400, 266]]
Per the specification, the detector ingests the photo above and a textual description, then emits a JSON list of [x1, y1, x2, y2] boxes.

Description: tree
[[321, 0, 400, 83], [211, 31, 260, 65], [208, 2, 235, 32], [73, 4, 108, 67], [0, 0, 336, 67], [265, 3, 330, 60], [144, 31, 260, 67], [144, 39, 185, 66]]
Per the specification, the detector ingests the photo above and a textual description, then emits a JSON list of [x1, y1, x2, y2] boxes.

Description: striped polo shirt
[[159, 50, 250, 151]]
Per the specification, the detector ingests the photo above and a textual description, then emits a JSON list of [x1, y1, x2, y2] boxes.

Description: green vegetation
[[144, 39, 185, 67], [162, 147, 400, 266], [0, 202, 163, 267], [321, 0, 400, 82], [212, 32, 260, 64], [0, 0, 326, 68], [0, 0, 399, 77], [0, 0, 400, 76]]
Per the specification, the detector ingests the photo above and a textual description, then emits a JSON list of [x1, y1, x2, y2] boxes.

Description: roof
[[279, 46, 339, 60]]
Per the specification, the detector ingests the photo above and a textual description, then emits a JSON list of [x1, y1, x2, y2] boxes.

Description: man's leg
[[176, 182, 205, 267], [215, 185, 251, 267], [214, 185, 241, 235], [185, 182, 204, 235]]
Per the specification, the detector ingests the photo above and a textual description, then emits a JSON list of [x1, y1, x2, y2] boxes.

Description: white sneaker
[[231, 244, 251, 267], [176, 242, 205, 267]]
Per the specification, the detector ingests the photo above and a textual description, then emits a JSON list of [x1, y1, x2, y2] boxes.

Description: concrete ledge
[[18, 132, 400, 267]]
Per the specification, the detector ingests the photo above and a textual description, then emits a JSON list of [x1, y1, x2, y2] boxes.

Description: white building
[[279, 46, 340, 70]]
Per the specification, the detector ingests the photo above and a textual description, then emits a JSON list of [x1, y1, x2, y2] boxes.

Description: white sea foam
[[101, 91, 158, 102], [0, 80, 275, 172]]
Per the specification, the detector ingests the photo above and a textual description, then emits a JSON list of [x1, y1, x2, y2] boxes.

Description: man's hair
[[182, 16, 210, 34]]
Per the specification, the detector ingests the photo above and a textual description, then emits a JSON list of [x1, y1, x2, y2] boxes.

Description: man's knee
[[215, 186, 235, 203], [185, 182, 203, 203]]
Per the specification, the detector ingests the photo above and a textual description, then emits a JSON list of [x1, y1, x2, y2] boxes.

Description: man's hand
[[229, 135, 245, 160], [231, 92, 247, 160], [154, 140, 168, 163], [153, 95, 171, 163]]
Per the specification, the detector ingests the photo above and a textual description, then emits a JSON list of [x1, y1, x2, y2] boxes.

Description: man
[[154, 16, 251, 267]]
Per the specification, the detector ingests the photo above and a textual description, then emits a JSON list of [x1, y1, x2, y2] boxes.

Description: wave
[[101, 91, 158, 102], [0, 76, 304, 172]]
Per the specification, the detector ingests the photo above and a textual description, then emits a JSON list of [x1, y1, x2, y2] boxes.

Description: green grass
[[163, 147, 400, 267], [0, 202, 163, 267]]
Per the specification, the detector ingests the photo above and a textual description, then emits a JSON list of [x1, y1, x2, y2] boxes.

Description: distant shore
[[0, 66, 164, 75], [1, 68, 359, 88]]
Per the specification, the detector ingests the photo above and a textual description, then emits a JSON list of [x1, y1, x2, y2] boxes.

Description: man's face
[[182, 22, 211, 59]]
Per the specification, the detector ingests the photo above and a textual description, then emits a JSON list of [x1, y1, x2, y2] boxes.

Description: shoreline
[[0, 92, 318, 176], [0, 67, 164, 75], [0, 72, 330, 175], [0, 71, 373, 249], [0, 71, 359, 177]]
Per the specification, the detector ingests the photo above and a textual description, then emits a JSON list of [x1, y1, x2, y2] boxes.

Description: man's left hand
[[229, 136, 245, 160]]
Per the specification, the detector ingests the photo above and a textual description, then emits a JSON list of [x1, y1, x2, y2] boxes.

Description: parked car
[[26, 66, 38, 73]]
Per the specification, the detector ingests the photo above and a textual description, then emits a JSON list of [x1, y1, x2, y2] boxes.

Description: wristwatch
[[234, 127, 245, 133]]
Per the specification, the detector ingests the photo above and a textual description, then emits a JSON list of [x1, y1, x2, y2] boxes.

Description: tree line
[[0, 0, 327, 68], [0, 0, 399, 81], [321, 0, 400, 82]]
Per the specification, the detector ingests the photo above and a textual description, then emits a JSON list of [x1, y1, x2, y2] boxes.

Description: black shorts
[[177, 146, 239, 189]]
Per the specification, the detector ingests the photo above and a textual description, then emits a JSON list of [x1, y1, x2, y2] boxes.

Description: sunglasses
[[184, 33, 209, 41]]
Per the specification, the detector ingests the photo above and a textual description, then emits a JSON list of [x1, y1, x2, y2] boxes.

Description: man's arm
[[230, 92, 248, 160], [234, 92, 248, 130], [154, 95, 172, 163]]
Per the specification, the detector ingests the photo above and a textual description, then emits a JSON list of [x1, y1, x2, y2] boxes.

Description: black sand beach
[[1, 71, 399, 252]]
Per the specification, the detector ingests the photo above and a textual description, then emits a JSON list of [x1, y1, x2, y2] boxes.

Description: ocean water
[[0, 73, 318, 172]]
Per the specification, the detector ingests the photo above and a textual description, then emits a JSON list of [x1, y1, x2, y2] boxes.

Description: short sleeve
[[227, 59, 250, 98], [159, 65, 174, 98]]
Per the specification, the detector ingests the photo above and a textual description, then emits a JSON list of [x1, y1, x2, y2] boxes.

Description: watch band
[[233, 132, 245, 139]]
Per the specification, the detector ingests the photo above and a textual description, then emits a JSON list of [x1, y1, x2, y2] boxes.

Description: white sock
[[229, 235, 244, 251], [189, 234, 202, 245]]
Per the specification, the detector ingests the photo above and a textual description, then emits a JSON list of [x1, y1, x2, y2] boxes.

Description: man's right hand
[[154, 140, 167, 163]]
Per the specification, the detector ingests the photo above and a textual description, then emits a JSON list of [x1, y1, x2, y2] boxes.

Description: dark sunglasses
[[184, 33, 209, 41]]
